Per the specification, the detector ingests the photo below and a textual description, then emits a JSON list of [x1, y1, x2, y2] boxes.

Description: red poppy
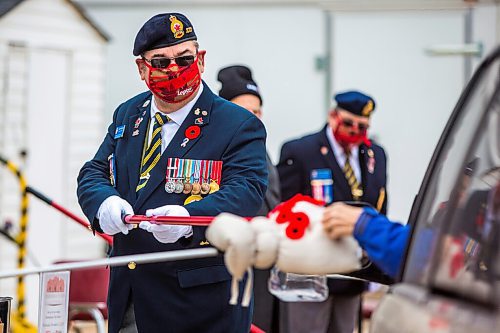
[[185, 125, 201, 139]]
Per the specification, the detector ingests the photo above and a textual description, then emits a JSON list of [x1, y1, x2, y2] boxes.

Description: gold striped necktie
[[343, 150, 363, 200], [136, 112, 170, 192]]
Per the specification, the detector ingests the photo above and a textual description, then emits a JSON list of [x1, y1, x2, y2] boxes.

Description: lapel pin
[[185, 125, 201, 140], [142, 100, 150, 108], [181, 138, 190, 147], [320, 146, 329, 156], [194, 108, 201, 116], [195, 117, 203, 125], [134, 117, 143, 129], [132, 129, 140, 136], [201, 110, 208, 116]]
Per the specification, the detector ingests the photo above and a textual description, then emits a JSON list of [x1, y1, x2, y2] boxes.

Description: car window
[[403, 51, 500, 306], [430, 90, 500, 305]]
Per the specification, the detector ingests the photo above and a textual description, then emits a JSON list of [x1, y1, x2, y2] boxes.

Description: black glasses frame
[[340, 118, 369, 132], [142, 54, 196, 69]]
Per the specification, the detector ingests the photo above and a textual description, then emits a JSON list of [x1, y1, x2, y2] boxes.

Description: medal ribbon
[[194, 160, 201, 183]]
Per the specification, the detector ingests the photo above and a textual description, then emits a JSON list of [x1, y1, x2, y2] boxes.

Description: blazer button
[[128, 261, 137, 270]]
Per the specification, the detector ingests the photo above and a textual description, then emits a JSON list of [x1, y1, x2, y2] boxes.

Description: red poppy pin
[[185, 125, 201, 140]]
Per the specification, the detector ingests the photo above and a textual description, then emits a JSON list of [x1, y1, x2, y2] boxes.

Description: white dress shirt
[[326, 125, 362, 183], [147, 84, 204, 153]]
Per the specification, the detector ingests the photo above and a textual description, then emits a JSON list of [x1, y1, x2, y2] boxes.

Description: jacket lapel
[[317, 127, 352, 200], [127, 95, 152, 203], [134, 82, 214, 210]]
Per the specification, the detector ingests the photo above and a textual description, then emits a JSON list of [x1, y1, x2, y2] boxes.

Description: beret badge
[[362, 100, 374, 117], [170, 15, 185, 39]]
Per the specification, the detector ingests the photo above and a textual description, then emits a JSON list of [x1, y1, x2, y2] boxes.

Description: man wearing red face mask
[[277, 91, 388, 333], [77, 13, 267, 333]]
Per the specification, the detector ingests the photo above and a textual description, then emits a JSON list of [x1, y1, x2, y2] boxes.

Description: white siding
[[0, 0, 108, 322]]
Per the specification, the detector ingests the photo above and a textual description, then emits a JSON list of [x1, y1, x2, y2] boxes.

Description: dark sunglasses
[[340, 118, 369, 131], [142, 54, 196, 68]]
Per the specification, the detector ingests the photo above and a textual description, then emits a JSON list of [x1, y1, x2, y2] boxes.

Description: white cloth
[[148, 85, 204, 153], [326, 125, 361, 183], [205, 196, 362, 307], [97, 195, 134, 235], [139, 205, 193, 243]]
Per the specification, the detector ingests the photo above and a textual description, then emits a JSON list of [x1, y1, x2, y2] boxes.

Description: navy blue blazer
[[277, 125, 388, 294], [77, 82, 268, 333]]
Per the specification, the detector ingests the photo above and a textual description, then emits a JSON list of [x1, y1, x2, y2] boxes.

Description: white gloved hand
[[97, 195, 134, 235], [139, 205, 193, 243]]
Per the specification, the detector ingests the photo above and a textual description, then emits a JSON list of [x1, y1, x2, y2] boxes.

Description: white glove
[[139, 205, 193, 244], [97, 195, 134, 235]]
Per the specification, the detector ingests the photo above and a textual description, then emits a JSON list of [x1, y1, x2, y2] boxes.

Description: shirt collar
[[150, 84, 204, 125]]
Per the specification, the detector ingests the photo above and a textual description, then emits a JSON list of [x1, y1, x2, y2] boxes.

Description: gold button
[[128, 261, 136, 270]]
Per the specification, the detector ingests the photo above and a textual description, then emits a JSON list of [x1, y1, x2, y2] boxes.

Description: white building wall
[[0, 0, 107, 323], [77, 5, 328, 164]]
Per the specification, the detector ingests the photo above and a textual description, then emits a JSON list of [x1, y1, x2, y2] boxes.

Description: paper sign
[[38, 271, 70, 333]]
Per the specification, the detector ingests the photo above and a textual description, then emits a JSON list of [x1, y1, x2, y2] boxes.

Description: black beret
[[217, 65, 263, 105], [133, 13, 197, 56], [334, 91, 376, 117]]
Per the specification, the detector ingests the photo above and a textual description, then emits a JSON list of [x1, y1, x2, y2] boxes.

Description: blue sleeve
[[353, 207, 410, 278], [77, 106, 122, 229]]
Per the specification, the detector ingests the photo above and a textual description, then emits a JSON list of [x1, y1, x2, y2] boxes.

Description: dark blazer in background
[[277, 125, 388, 295]]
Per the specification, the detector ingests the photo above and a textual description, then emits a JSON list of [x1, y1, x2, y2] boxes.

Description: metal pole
[[0, 248, 219, 279], [464, 6, 473, 83], [324, 10, 333, 112]]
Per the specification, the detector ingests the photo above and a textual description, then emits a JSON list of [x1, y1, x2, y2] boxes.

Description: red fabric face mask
[[333, 114, 371, 147], [143, 54, 202, 104]]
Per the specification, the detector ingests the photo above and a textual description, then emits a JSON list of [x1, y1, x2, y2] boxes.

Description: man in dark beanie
[[277, 91, 388, 333], [78, 13, 267, 333], [218, 65, 282, 332]]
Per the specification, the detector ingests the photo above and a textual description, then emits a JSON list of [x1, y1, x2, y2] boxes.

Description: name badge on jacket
[[114, 125, 125, 139]]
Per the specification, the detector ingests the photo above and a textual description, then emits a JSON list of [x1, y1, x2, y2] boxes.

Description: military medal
[[191, 183, 201, 195], [201, 182, 210, 194], [183, 182, 193, 194], [174, 180, 184, 193], [191, 160, 202, 195], [165, 181, 175, 193], [165, 158, 176, 193], [209, 180, 220, 194], [174, 158, 184, 193], [209, 160, 222, 194], [200, 160, 210, 195], [183, 159, 193, 194]]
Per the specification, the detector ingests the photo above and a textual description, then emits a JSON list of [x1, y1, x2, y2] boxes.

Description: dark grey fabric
[[257, 153, 281, 216], [119, 299, 138, 333]]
